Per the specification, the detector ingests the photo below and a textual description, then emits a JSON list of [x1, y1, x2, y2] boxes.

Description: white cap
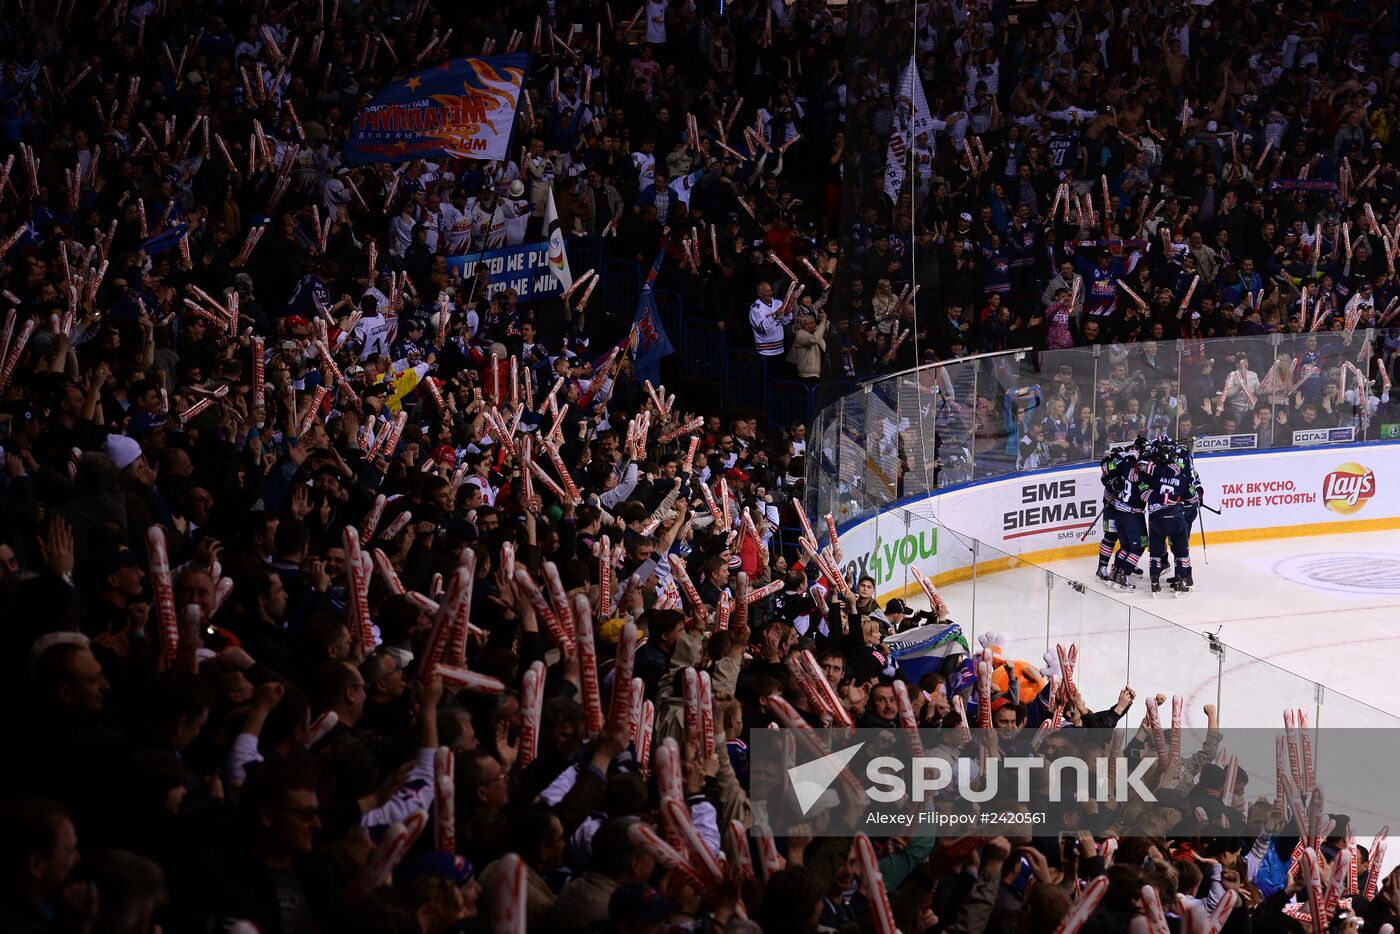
[[105, 434, 144, 470], [508, 179, 525, 198]]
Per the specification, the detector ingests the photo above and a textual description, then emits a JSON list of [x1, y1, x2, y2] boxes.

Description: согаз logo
[[1322, 463, 1375, 515]]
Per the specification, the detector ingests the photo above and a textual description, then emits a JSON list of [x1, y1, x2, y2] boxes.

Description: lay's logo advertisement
[[1322, 463, 1376, 514]]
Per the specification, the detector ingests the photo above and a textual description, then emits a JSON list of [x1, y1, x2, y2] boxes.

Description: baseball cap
[[396, 851, 474, 889], [127, 412, 168, 437], [90, 545, 143, 580], [958, 212, 973, 222], [884, 598, 909, 616], [609, 883, 679, 925], [1197, 762, 1226, 791], [2, 401, 35, 424]]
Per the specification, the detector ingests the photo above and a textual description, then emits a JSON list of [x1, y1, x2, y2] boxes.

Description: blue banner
[[141, 223, 188, 256], [629, 246, 675, 385], [345, 55, 527, 164], [445, 242, 565, 302]]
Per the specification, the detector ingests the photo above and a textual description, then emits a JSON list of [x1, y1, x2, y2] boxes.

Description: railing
[[808, 330, 1400, 524]]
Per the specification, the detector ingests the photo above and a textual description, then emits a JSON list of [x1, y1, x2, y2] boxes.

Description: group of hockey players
[[1096, 436, 1204, 594]]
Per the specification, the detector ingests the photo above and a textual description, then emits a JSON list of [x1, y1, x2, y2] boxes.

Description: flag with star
[[345, 55, 529, 164]]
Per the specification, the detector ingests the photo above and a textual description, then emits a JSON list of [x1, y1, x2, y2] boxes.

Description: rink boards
[[825, 441, 1400, 605]]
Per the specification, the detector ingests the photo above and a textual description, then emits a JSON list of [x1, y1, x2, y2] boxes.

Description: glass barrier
[[873, 499, 1400, 730], [812, 327, 1400, 524]]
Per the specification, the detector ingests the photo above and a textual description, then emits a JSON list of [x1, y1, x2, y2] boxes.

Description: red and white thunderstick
[[715, 592, 733, 631], [1221, 754, 1239, 806], [636, 700, 654, 777], [306, 711, 338, 747], [745, 578, 784, 603], [765, 695, 865, 801], [824, 513, 842, 561], [727, 820, 755, 879], [754, 822, 784, 879], [662, 798, 724, 884], [891, 679, 925, 756], [627, 820, 716, 894], [1303, 847, 1327, 933], [445, 551, 477, 666], [492, 853, 528, 934], [1054, 875, 1109, 933], [785, 654, 829, 722], [1169, 694, 1184, 772], [1366, 826, 1390, 900], [1284, 709, 1303, 789], [607, 623, 639, 731], [658, 416, 704, 444], [792, 499, 817, 543], [799, 649, 852, 728], [1322, 846, 1351, 918], [381, 511, 413, 542], [977, 657, 993, 728], [853, 834, 897, 934], [910, 566, 950, 620], [371, 548, 405, 595], [596, 535, 613, 616], [696, 670, 714, 757], [435, 665, 506, 694], [541, 440, 582, 504], [518, 661, 545, 768], [513, 568, 571, 650], [420, 566, 471, 673], [251, 335, 265, 397], [666, 554, 710, 626], [683, 668, 703, 744], [1139, 884, 1170, 934], [344, 527, 375, 651], [542, 561, 577, 640], [146, 526, 179, 667], [654, 737, 687, 852], [1144, 696, 1170, 766], [799, 256, 831, 290], [366, 810, 427, 887], [571, 593, 604, 736], [433, 747, 455, 853]]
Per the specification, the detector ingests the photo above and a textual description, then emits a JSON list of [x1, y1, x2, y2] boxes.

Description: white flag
[[883, 59, 934, 200], [544, 186, 573, 291]]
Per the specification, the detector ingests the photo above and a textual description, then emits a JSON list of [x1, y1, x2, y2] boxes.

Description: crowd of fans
[[1, 0, 1400, 932]]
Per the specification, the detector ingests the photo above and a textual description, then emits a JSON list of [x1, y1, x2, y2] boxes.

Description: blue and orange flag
[[345, 55, 528, 164], [629, 245, 675, 386]]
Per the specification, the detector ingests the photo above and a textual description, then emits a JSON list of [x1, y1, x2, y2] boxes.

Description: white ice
[[898, 528, 1400, 863], [901, 528, 1400, 728]]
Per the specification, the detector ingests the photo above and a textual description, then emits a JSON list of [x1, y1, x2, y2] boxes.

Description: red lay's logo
[[1322, 463, 1376, 514]]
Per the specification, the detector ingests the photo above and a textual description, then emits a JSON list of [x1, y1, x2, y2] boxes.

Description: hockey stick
[[1198, 503, 1222, 515], [1197, 506, 1209, 565], [1078, 510, 1104, 542]]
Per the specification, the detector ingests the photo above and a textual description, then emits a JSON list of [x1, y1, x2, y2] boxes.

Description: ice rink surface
[[899, 528, 1400, 854], [906, 528, 1400, 728]]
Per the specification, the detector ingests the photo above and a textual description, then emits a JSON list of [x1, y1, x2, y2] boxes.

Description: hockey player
[[1168, 442, 1203, 588], [1096, 438, 1144, 581], [1143, 443, 1195, 593], [1106, 447, 1152, 589]]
